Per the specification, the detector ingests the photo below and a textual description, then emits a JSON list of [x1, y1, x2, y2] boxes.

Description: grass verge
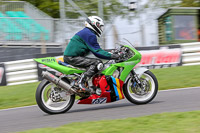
[[151, 65, 200, 90], [0, 82, 39, 109], [19, 111, 200, 133], [0, 65, 200, 109]]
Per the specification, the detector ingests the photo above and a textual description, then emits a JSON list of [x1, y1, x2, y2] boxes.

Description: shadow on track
[[41, 100, 164, 116], [67, 100, 163, 114]]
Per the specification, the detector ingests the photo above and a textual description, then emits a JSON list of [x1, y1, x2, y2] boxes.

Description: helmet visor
[[100, 25, 104, 31], [96, 22, 104, 31]]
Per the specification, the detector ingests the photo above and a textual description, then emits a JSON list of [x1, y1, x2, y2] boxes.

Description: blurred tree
[[145, 0, 200, 9], [19, 0, 60, 18], [180, 0, 200, 7], [20, 0, 129, 20]]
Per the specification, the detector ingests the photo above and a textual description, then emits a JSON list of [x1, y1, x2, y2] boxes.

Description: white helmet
[[85, 16, 104, 37]]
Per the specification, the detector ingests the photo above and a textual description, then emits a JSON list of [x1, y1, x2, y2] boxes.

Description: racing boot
[[78, 74, 91, 93], [78, 65, 96, 93]]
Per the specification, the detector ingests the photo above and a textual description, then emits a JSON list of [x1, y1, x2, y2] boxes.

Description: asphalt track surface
[[0, 87, 200, 133]]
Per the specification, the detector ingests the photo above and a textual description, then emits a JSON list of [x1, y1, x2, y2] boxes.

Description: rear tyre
[[36, 79, 75, 114], [123, 70, 158, 104]]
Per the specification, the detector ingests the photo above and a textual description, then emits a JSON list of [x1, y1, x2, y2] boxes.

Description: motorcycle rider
[[64, 16, 120, 93]]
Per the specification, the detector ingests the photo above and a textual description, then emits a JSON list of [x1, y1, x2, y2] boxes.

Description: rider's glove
[[111, 54, 120, 59]]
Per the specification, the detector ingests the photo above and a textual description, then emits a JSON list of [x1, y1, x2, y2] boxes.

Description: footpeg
[[96, 88, 102, 95]]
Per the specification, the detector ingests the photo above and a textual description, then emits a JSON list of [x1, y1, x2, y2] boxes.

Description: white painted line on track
[[0, 86, 199, 112], [159, 86, 200, 92], [0, 105, 37, 112]]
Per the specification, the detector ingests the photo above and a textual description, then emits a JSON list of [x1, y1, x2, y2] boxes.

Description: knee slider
[[95, 60, 103, 70], [97, 63, 103, 70]]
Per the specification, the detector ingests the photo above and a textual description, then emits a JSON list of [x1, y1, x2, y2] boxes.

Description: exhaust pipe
[[42, 71, 75, 93]]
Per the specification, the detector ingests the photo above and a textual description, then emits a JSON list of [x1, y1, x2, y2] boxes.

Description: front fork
[[131, 70, 143, 88]]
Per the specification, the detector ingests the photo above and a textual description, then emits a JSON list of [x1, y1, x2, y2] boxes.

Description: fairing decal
[[77, 76, 124, 104], [111, 77, 119, 100]]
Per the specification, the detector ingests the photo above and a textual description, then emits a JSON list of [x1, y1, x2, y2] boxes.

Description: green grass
[[19, 111, 200, 133], [0, 65, 200, 109], [151, 65, 200, 90], [0, 82, 39, 109]]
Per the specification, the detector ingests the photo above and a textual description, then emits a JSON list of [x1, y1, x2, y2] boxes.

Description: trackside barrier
[[180, 42, 200, 66], [136, 45, 182, 69], [0, 42, 200, 86], [4, 59, 38, 86]]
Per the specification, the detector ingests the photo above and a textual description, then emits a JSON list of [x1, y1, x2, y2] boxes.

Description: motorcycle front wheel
[[36, 79, 75, 114], [123, 70, 158, 104]]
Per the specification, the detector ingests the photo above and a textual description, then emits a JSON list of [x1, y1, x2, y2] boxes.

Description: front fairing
[[101, 45, 142, 82], [34, 57, 85, 75]]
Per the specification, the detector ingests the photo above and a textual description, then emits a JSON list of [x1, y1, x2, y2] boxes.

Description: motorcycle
[[34, 42, 158, 114]]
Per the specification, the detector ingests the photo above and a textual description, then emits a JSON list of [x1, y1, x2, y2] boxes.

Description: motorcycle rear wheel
[[36, 79, 75, 114], [123, 70, 158, 104]]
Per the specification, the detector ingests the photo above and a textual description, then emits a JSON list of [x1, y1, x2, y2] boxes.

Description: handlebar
[[111, 45, 132, 63]]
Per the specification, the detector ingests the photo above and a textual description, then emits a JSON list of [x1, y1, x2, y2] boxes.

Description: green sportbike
[[34, 43, 158, 114]]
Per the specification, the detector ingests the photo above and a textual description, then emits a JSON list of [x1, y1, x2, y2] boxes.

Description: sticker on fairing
[[41, 58, 56, 63], [92, 98, 107, 104]]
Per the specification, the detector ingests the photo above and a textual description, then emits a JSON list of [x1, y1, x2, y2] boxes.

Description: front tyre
[[123, 70, 158, 104], [36, 79, 75, 114]]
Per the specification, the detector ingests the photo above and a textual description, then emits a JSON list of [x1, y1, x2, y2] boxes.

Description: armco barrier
[[4, 59, 38, 86], [0, 42, 200, 86], [180, 42, 200, 66]]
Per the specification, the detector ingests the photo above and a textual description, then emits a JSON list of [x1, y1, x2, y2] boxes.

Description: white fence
[[1, 42, 200, 86]]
